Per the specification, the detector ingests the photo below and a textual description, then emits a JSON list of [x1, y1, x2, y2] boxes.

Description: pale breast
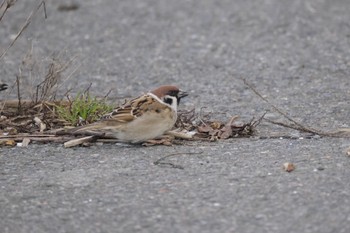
[[113, 107, 176, 143]]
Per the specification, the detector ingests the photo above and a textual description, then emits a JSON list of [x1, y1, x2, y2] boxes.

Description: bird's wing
[[102, 94, 168, 122], [72, 94, 169, 132]]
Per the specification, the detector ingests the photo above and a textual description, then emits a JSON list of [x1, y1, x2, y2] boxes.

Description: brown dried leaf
[[210, 121, 222, 130], [143, 138, 173, 146], [209, 129, 220, 136], [0, 139, 16, 147], [218, 125, 233, 139], [197, 124, 213, 133]]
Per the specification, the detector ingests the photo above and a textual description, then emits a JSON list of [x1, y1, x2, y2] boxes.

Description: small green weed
[[57, 92, 113, 126]]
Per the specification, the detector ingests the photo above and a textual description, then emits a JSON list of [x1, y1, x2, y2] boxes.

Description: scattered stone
[[283, 162, 295, 172], [346, 148, 350, 157]]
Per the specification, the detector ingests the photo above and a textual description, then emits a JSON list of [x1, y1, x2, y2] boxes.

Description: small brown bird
[[71, 85, 188, 143]]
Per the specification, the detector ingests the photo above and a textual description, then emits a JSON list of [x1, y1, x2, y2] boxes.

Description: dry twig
[[0, 0, 16, 22], [153, 152, 203, 169], [240, 77, 349, 138], [15, 75, 22, 114], [0, 0, 47, 60], [64, 136, 96, 148]]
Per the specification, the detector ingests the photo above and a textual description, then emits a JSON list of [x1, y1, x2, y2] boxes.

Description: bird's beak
[[178, 90, 188, 99]]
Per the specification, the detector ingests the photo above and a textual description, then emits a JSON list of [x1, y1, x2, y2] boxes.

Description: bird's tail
[[66, 122, 116, 138], [71, 123, 101, 133]]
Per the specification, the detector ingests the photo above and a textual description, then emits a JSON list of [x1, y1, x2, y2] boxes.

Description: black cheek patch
[[164, 98, 173, 105]]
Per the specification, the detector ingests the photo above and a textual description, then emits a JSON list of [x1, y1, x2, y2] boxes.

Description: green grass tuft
[[57, 92, 113, 126]]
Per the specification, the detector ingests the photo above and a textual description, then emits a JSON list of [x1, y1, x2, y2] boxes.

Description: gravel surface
[[1, 0, 350, 232]]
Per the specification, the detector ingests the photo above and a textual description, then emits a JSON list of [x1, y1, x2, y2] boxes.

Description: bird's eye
[[164, 97, 173, 105]]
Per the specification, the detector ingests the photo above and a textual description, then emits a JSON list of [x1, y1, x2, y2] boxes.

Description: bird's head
[[151, 85, 188, 107]]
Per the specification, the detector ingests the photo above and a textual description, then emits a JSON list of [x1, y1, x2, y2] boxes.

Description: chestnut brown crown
[[151, 85, 188, 105]]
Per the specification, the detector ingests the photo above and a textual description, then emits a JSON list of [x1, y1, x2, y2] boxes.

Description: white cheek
[[148, 93, 178, 111], [170, 96, 178, 111]]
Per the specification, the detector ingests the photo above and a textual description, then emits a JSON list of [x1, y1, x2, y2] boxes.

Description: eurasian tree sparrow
[[71, 85, 188, 143]]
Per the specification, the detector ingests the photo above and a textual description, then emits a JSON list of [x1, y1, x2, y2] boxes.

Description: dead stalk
[[16, 75, 22, 114], [0, 0, 16, 22], [153, 152, 203, 169], [0, 0, 47, 60], [240, 77, 348, 137]]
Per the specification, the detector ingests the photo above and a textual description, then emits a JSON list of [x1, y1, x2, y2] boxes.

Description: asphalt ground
[[1, 0, 350, 232]]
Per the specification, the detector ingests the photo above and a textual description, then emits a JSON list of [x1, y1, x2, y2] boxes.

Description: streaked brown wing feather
[[102, 94, 168, 122], [105, 107, 134, 122], [71, 94, 171, 134]]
